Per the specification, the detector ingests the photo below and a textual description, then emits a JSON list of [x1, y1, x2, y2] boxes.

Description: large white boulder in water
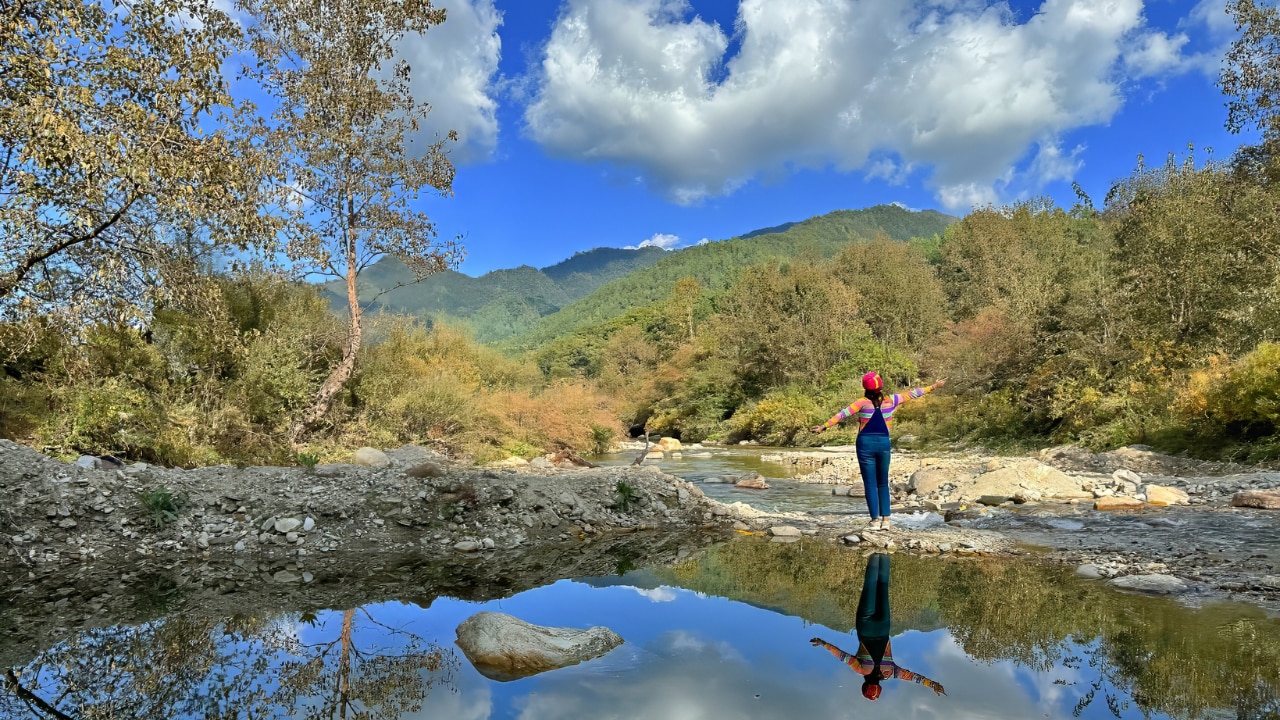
[[454, 612, 623, 681]]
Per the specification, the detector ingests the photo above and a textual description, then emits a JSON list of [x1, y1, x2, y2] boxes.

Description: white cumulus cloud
[[625, 232, 682, 249], [395, 0, 503, 163], [524, 0, 1203, 209]]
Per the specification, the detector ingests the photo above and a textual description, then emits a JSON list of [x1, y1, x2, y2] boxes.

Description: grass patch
[[137, 485, 188, 529]]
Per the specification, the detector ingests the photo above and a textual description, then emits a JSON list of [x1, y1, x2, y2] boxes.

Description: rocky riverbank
[[4, 437, 1278, 631]]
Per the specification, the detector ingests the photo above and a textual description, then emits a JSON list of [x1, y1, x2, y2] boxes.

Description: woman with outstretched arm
[[811, 373, 945, 529], [810, 553, 945, 700]]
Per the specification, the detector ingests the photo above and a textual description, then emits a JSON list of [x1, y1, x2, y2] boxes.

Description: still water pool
[[4, 539, 1278, 719]]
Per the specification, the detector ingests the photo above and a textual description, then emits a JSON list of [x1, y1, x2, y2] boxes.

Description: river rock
[[1108, 574, 1187, 594], [657, 437, 682, 452], [1232, 490, 1280, 509], [1113, 469, 1142, 486], [1259, 576, 1280, 590], [529, 457, 554, 470], [272, 570, 302, 584], [74, 455, 99, 470], [351, 447, 390, 468], [405, 461, 446, 478], [302, 517, 315, 532], [1144, 485, 1190, 506], [1095, 496, 1144, 511], [454, 612, 623, 681], [964, 463, 1077, 501], [274, 518, 302, 534], [977, 495, 1010, 506], [735, 474, 770, 490], [454, 541, 482, 552], [769, 525, 803, 538], [489, 456, 529, 468], [1076, 564, 1103, 579]]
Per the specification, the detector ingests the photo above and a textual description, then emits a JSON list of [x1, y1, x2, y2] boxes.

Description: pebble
[[302, 517, 315, 532], [274, 518, 302, 534]]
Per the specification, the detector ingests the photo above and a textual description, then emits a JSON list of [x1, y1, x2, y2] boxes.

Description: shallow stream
[[3, 539, 1278, 719]]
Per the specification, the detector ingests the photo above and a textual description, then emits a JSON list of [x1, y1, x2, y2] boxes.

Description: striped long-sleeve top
[[821, 386, 935, 431], [812, 639, 946, 695]]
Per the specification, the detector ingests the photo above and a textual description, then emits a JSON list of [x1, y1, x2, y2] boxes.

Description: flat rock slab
[[1232, 491, 1280, 510], [1095, 496, 1144, 511], [1109, 574, 1188, 594], [735, 477, 770, 490], [455, 612, 623, 682], [769, 525, 803, 538]]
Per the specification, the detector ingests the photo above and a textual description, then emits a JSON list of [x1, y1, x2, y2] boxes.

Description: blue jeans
[[856, 434, 892, 520]]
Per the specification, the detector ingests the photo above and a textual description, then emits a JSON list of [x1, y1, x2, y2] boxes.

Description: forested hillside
[[322, 246, 669, 342], [505, 205, 956, 351]]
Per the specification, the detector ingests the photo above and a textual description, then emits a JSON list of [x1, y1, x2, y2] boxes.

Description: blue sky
[[245, 0, 1258, 275]]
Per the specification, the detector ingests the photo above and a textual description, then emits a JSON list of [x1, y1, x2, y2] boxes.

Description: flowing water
[[592, 447, 861, 514], [3, 539, 1278, 719]]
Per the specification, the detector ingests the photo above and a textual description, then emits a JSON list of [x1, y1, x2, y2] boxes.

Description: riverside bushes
[[0, 276, 621, 466]]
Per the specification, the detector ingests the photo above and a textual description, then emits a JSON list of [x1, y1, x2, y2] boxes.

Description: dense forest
[[2, 0, 1279, 466]]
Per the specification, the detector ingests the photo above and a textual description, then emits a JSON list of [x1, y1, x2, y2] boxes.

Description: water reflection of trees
[[661, 540, 1280, 720], [1, 604, 455, 719]]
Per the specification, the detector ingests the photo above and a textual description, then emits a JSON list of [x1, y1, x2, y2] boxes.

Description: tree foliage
[[0, 0, 271, 325]]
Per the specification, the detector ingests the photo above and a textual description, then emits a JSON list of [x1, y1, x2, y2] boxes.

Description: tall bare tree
[[237, 0, 463, 441]]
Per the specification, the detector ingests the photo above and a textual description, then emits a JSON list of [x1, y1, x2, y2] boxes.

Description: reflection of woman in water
[[810, 553, 945, 700]]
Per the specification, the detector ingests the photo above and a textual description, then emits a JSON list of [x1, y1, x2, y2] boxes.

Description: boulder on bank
[[908, 467, 965, 495], [351, 447, 390, 468], [657, 437, 682, 452], [1232, 490, 1280, 509], [454, 612, 623, 681]]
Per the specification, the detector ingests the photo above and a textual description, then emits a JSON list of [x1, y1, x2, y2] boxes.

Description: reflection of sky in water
[[353, 578, 1171, 720]]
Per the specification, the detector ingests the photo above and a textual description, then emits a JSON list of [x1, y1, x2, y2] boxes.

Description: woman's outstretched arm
[[810, 638, 870, 675], [892, 666, 947, 695], [811, 400, 865, 434], [893, 379, 946, 406]]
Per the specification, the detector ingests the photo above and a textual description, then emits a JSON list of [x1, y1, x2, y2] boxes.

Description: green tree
[[833, 233, 947, 351], [0, 0, 269, 323], [237, 0, 463, 441], [1107, 150, 1280, 354], [1223, 0, 1280, 140], [712, 261, 863, 395]]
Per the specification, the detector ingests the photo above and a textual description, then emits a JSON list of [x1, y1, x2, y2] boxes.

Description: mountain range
[[323, 204, 956, 346]]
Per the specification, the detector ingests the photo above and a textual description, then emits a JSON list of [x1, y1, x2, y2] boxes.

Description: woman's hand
[[810, 425, 826, 434], [932, 378, 947, 390]]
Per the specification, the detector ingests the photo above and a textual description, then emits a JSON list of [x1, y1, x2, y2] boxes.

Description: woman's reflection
[[811, 553, 946, 700]]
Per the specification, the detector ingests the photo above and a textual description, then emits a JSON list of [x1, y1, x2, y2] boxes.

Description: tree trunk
[[290, 210, 361, 443], [337, 607, 355, 719]]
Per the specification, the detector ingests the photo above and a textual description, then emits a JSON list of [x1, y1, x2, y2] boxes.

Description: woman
[[810, 553, 946, 699], [811, 372, 944, 529]]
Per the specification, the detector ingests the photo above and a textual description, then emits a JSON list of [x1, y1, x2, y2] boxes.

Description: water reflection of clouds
[[416, 626, 1107, 720], [627, 586, 679, 603]]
